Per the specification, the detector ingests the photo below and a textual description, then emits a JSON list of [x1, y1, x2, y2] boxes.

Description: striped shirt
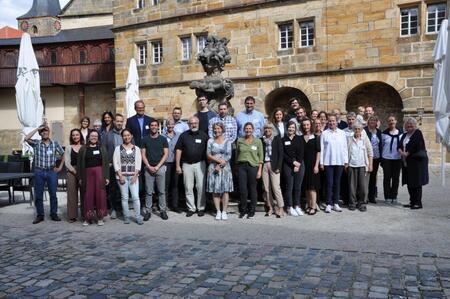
[[30, 139, 64, 170]]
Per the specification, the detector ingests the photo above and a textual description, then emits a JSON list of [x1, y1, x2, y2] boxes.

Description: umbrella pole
[[441, 142, 446, 187]]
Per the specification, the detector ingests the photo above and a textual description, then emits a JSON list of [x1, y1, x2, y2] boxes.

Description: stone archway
[[265, 87, 311, 117], [346, 81, 404, 128]]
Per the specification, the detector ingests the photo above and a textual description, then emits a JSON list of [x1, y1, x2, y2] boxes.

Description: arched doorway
[[346, 81, 404, 128], [265, 87, 311, 117]]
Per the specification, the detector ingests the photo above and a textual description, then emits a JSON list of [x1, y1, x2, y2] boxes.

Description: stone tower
[[16, 0, 62, 37]]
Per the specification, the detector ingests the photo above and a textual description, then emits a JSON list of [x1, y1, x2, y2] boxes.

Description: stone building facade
[[113, 0, 448, 162]]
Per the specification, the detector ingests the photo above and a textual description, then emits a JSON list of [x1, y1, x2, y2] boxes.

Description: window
[[400, 7, 419, 36], [108, 47, 115, 62], [197, 35, 207, 54], [152, 41, 163, 64], [180, 37, 192, 61], [79, 50, 87, 64], [279, 23, 293, 49], [50, 51, 57, 65], [152, 0, 160, 5], [427, 3, 446, 33], [31, 26, 38, 35], [137, 43, 147, 65], [300, 20, 314, 47], [137, 0, 145, 9]]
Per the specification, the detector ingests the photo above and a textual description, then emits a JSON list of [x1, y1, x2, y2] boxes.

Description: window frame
[[137, 0, 145, 9], [426, 3, 446, 34], [137, 43, 147, 65], [278, 22, 293, 50], [196, 34, 207, 54], [299, 20, 315, 48], [152, 0, 160, 5], [400, 6, 420, 37], [152, 41, 163, 64], [180, 36, 192, 61]]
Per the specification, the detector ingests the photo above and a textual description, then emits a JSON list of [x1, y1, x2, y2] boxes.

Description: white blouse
[[320, 128, 348, 166]]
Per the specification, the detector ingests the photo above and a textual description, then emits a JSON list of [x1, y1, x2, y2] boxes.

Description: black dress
[[302, 134, 321, 191]]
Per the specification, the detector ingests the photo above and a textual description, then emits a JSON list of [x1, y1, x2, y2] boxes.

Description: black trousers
[[282, 164, 303, 207], [340, 169, 349, 205], [107, 165, 122, 212], [382, 159, 402, 200], [407, 186, 422, 207], [325, 165, 344, 206], [238, 163, 258, 214], [165, 162, 179, 209], [368, 158, 380, 201]]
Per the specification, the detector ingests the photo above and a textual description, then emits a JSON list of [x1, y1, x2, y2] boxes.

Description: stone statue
[[190, 35, 234, 113]]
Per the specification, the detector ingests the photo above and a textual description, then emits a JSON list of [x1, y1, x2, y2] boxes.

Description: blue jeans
[[118, 176, 142, 221], [34, 168, 58, 216]]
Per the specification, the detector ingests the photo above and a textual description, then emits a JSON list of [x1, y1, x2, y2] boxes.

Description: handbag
[[410, 150, 427, 160]]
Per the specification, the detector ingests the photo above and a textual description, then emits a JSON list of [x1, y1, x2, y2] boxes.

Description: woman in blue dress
[[207, 122, 233, 220]]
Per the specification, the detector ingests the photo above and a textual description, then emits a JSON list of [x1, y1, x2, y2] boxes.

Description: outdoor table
[[0, 173, 34, 205]]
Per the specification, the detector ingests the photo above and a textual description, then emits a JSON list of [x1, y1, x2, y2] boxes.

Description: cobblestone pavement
[[0, 168, 449, 298], [1, 225, 449, 299]]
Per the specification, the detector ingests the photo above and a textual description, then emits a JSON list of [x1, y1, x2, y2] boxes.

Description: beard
[[191, 127, 199, 132]]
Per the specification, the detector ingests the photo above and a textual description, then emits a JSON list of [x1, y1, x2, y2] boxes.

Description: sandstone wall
[[113, 0, 444, 162]]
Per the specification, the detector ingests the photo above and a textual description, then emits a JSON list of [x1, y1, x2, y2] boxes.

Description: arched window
[[31, 26, 38, 35]]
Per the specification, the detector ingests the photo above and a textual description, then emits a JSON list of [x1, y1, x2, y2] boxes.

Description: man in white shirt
[[172, 107, 189, 135]]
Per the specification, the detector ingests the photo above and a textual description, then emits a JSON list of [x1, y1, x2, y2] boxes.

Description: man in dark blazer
[[125, 100, 155, 147], [125, 100, 155, 205]]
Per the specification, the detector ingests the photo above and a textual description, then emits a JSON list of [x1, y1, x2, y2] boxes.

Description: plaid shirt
[[208, 115, 238, 142], [30, 139, 65, 170]]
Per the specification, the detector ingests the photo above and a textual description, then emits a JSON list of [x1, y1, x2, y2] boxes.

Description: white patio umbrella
[[15, 33, 44, 155], [432, 19, 450, 186], [125, 58, 140, 118]]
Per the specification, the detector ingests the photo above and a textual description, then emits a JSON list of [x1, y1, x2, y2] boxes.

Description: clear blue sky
[[0, 0, 70, 28]]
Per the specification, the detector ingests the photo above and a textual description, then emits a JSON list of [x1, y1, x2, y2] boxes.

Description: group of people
[[26, 95, 429, 226]]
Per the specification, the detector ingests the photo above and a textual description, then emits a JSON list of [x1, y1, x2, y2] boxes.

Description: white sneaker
[[289, 207, 299, 217], [221, 212, 228, 220], [295, 207, 304, 216], [325, 205, 332, 213], [110, 210, 117, 219], [215, 211, 222, 220], [82, 221, 89, 226], [97, 220, 104, 226], [333, 204, 342, 212]]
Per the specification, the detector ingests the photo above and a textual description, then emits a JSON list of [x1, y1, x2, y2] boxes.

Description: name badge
[[251, 145, 257, 150], [195, 139, 202, 144], [47, 150, 53, 155], [93, 150, 100, 155], [145, 125, 149, 129], [284, 141, 291, 146], [126, 149, 132, 155]]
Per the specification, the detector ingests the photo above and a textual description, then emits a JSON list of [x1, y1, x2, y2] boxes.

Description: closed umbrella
[[432, 19, 450, 186], [15, 33, 44, 155], [433, 20, 449, 144], [125, 58, 140, 118]]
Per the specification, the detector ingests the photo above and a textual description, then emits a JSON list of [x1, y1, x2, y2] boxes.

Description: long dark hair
[[69, 128, 84, 145], [87, 130, 100, 145], [101, 111, 114, 130]]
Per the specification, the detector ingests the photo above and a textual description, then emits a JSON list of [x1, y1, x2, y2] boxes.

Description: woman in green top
[[236, 122, 263, 219]]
